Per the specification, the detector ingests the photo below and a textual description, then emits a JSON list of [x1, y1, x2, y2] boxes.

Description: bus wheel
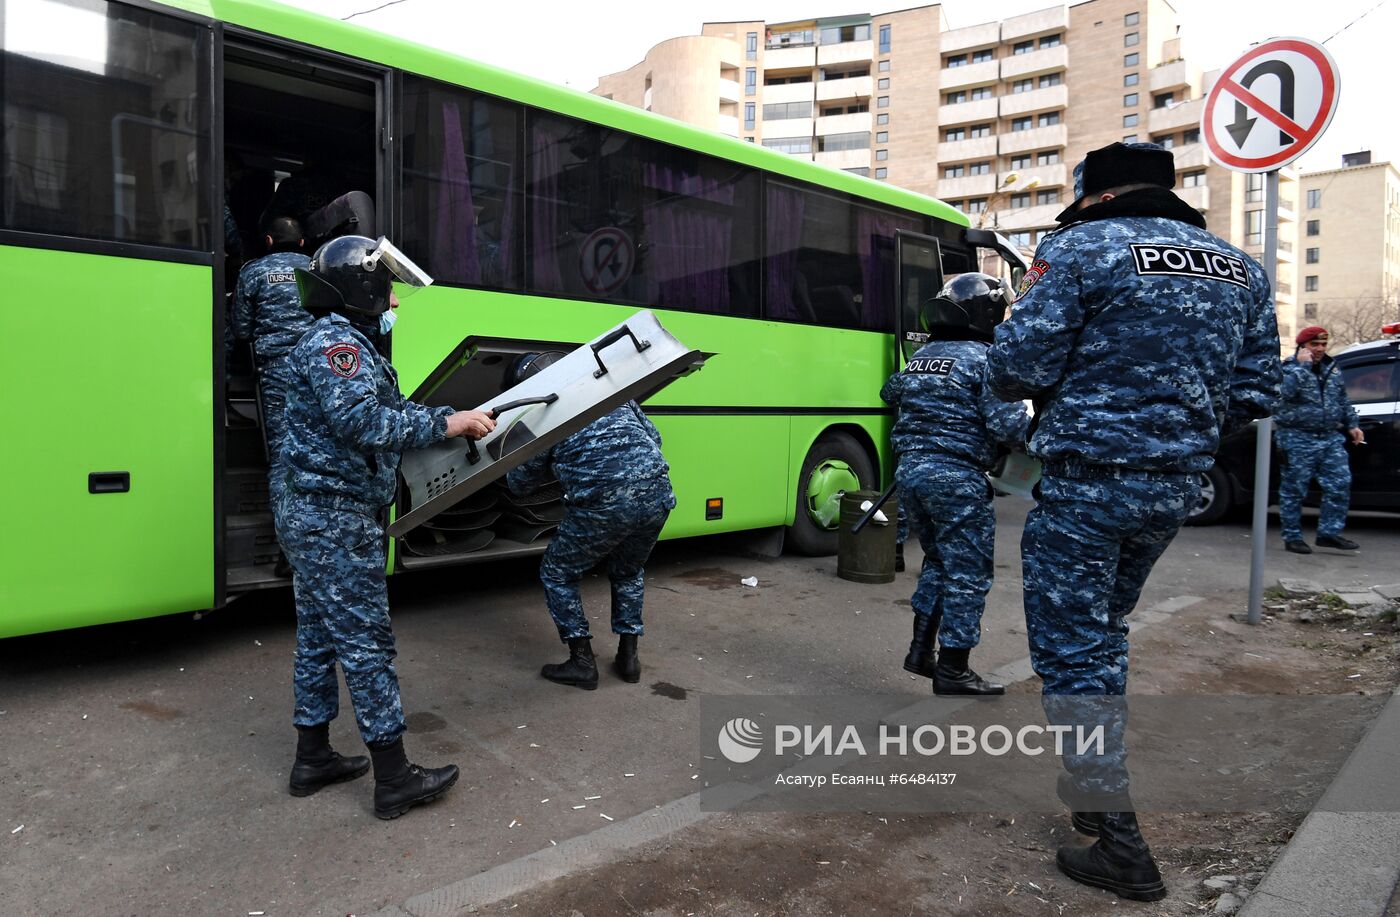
[[787, 431, 875, 556]]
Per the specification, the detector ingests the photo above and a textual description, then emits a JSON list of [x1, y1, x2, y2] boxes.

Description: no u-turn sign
[[1202, 37, 1340, 173]]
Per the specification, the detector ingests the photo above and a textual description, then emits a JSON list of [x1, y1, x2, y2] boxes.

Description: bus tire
[[787, 431, 876, 556]]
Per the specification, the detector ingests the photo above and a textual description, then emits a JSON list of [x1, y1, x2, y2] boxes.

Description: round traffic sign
[[1202, 37, 1340, 173]]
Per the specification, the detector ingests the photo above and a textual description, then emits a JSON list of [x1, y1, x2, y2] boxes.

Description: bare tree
[[1323, 293, 1400, 347]]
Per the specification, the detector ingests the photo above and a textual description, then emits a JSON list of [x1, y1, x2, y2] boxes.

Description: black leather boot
[[541, 637, 598, 690], [1057, 773, 1101, 837], [902, 614, 939, 678], [288, 722, 370, 797], [369, 738, 459, 820], [614, 634, 640, 683], [1056, 811, 1166, 901], [933, 647, 1005, 696], [894, 542, 905, 573]]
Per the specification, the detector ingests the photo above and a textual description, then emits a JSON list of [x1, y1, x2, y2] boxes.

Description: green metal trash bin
[[837, 489, 897, 584]]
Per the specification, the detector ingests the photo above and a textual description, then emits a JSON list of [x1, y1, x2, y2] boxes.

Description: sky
[[278, 0, 1395, 173]]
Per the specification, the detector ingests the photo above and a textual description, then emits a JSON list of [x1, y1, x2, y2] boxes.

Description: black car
[[1186, 337, 1400, 525]]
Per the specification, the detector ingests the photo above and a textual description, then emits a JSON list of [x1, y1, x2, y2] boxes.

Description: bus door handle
[[590, 325, 651, 378]]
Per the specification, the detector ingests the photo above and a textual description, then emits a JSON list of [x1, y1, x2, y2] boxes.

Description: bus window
[[400, 76, 522, 291], [525, 111, 760, 317], [1, 0, 210, 249]]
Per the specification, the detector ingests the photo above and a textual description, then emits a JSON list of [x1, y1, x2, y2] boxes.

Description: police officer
[[1276, 325, 1364, 554], [231, 216, 312, 510], [279, 234, 496, 818], [880, 274, 1029, 696], [505, 352, 676, 690], [987, 142, 1281, 900]]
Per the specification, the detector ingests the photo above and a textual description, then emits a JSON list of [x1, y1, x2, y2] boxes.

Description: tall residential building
[[592, 0, 1303, 334], [1297, 153, 1400, 346]]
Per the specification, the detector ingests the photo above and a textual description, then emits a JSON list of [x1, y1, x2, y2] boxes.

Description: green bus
[[1, 0, 1020, 639]]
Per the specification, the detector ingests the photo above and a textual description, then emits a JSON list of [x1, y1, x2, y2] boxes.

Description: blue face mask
[[378, 309, 398, 336]]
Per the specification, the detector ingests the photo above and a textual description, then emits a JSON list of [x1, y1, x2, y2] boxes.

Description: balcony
[[938, 96, 999, 126], [937, 135, 997, 163], [815, 148, 872, 171], [939, 172, 997, 199], [817, 111, 872, 135], [1147, 96, 1203, 134], [999, 123, 1067, 154], [987, 202, 1061, 231], [1173, 142, 1207, 170], [941, 21, 1000, 55], [817, 74, 872, 103], [718, 78, 741, 104], [1002, 6, 1067, 42], [762, 116, 814, 139], [998, 84, 1067, 117], [764, 81, 816, 104], [1000, 43, 1067, 80], [817, 39, 873, 66], [765, 46, 815, 70], [1150, 59, 1199, 95], [1009, 162, 1067, 189], [1178, 183, 1210, 211], [940, 59, 1000, 91]]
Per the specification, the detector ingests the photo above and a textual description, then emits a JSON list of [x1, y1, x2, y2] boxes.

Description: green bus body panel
[[0, 247, 214, 638]]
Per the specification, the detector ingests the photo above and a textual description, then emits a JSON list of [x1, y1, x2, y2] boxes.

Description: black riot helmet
[[295, 234, 433, 322], [504, 351, 565, 390], [921, 272, 1012, 342]]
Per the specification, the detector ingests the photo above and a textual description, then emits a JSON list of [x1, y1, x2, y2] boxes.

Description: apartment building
[[1296, 153, 1400, 346], [592, 0, 1300, 328]]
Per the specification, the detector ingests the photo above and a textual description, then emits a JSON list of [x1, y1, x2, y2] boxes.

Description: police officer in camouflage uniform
[[987, 143, 1281, 900], [1276, 325, 1364, 554], [505, 352, 676, 690], [231, 216, 312, 509], [880, 273, 1030, 696], [278, 234, 496, 818]]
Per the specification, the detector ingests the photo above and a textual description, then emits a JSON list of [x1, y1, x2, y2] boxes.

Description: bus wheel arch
[[787, 426, 878, 556]]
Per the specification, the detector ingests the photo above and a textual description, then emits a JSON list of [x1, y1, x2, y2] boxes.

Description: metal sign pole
[[1247, 169, 1280, 625]]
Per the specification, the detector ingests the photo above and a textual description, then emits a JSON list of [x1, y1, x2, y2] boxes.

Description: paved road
[[2, 504, 1396, 916]]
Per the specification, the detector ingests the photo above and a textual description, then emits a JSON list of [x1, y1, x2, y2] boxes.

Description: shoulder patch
[[1015, 259, 1051, 300], [324, 343, 362, 378], [265, 270, 297, 284], [1129, 244, 1249, 288], [905, 357, 957, 376]]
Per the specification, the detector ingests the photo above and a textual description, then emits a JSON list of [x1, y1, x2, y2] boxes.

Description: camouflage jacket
[[987, 188, 1281, 473], [282, 313, 453, 510], [232, 251, 313, 369], [880, 339, 1030, 472], [1276, 353, 1360, 433], [507, 402, 674, 508]]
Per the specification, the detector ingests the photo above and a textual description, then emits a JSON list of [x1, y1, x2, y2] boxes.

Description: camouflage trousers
[[540, 482, 674, 642], [276, 497, 405, 747], [1022, 473, 1196, 795], [259, 357, 297, 505], [1276, 429, 1352, 541], [897, 461, 995, 649]]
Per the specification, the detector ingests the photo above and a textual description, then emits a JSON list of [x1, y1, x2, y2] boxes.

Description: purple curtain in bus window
[[433, 101, 480, 284], [529, 126, 564, 292], [642, 163, 735, 311], [857, 208, 899, 329], [765, 184, 807, 321]]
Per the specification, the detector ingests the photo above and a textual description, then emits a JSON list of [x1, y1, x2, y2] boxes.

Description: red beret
[[1296, 325, 1328, 345]]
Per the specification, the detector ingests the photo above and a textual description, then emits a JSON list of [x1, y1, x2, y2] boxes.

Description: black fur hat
[[1056, 141, 1176, 221]]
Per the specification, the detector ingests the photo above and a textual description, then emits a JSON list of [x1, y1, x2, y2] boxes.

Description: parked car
[[1185, 337, 1400, 525]]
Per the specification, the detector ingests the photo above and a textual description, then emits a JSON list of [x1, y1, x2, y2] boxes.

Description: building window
[[970, 86, 993, 101], [1011, 116, 1033, 132], [970, 123, 992, 138], [761, 137, 812, 154], [1039, 73, 1062, 88], [966, 198, 988, 213], [878, 77, 890, 89], [844, 167, 869, 176], [744, 102, 755, 130], [945, 90, 966, 104], [763, 101, 812, 120], [818, 131, 871, 152], [877, 96, 890, 108], [746, 32, 758, 60], [879, 59, 891, 72], [1305, 275, 1319, 292], [1307, 188, 1322, 208], [1009, 230, 1032, 248], [972, 48, 994, 63], [744, 136, 754, 142], [945, 53, 968, 68], [1182, 127, 1200, 144], [970, 161, 991, 175], [1181, 170, 1206, 187], [1125, 11, 1140, 26], [876, 149, 889, 161], [1124, 32, 1140, 47], [875, 167, 888, 178], [1124, 93, 1139, 107], [1306, 219, 1320, 236], [1245, 210, 1264, 244], [1013, 78, 1034, 93], [1306, 247, 1319, 263], [944, 164, 966, 178], [1304, 302, 1318, 320], [1009, 192, 1031, 209], [1153, 133, 1176, 149], [1122, 134, 1138, 143], [877, 113, 889, 125], [1124, 72, 1139, 87], [1010, 154, 1031, 169], [879, 24, 891, 53], [1013, 40, 1034, 55], [1123, 113, 1139, 127], [1245, 172, 1265, 203], [877, 131, 888, 142], [1124, 52, 1140, 66], [1038, 111, 1061, 127], [945, 126, 966, 142], [820, 24, 871, 44], [1037, 189, 1061, 205], [1040, 34, 1062, 48], [745, 68, 756, 95], [1036, 150, 1060, 165]]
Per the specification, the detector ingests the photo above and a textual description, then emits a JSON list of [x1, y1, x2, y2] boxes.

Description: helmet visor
[[364, 237, 433, 299]]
